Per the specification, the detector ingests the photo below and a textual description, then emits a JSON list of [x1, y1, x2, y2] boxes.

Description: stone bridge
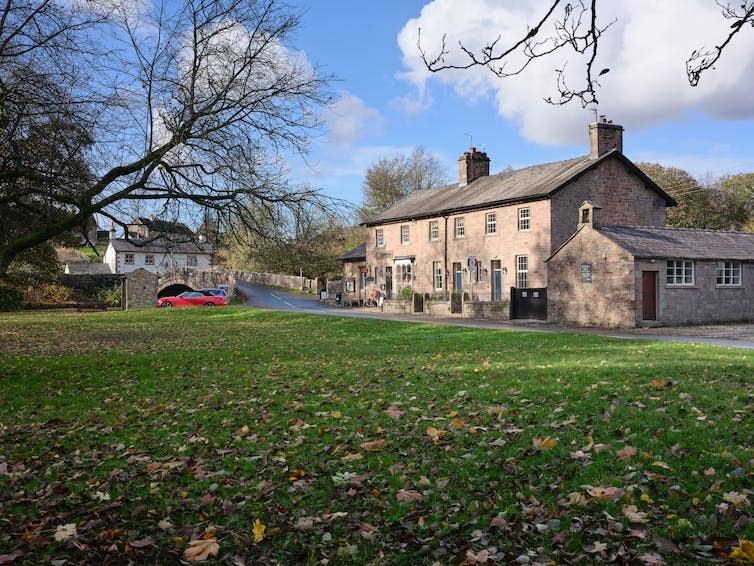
[[121, 268, 319, 308], [157, 268, 235, 297]]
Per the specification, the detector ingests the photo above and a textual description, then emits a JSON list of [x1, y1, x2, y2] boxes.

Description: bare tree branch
[[687, 0, 754, 86], [418, 0, 615, 107]]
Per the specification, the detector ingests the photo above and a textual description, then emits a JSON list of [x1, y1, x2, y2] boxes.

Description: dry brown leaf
[[623, 504, 649, 523], [532, 436, 557, 450], [182, 538, 220, 562], [450, 417, 465, 429], [616, 445, 637, 460], [360, 439, 386, 452], [385, 405, 403, 419], [396, 489, 423, 502], [587, 485, 625, 501], [128, 536, 155, 548]]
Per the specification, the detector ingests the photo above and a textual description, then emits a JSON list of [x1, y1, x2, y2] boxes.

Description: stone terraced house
[[358, 118, 675, 319]]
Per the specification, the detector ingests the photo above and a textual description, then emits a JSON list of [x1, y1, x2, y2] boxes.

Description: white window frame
[[516, 255, 528, 288], [395, 259, 413, 292], [144, 254, 155, 266], [375, 229, 384, 248], [485, 212, 497, 235], [429, 220, 439, 242], [666, 259, 694, 286], [187, 255, 198, 267], [124, 253, 134, 265], [400, 225, 410, 245], [716, 260, 742, 286], [454, 217, 465, 239], [432, 261, 443, 290], [518, 207, 531, 231]]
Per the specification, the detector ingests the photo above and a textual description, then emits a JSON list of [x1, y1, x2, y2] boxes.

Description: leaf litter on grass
[[0, 308, 753, 564]]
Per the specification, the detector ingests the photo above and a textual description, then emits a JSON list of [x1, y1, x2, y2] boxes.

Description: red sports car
[[156, 290, 227, 308]]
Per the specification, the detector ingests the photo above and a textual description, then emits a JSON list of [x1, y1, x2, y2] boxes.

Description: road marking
[[270, 293, 296, 308]]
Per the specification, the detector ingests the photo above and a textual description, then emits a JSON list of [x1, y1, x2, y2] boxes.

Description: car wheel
[[205, 302, 215, 307], [162, 301, 173, 308]]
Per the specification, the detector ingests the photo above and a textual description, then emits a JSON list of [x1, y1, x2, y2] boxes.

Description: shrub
[[0, 282, 24, 311], [24, 283, 76, 305], [98, 285, 122, 308], [398, 285, 413, 301]]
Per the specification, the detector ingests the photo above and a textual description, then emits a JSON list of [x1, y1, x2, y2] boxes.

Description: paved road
[[235, 280, 754, 350]]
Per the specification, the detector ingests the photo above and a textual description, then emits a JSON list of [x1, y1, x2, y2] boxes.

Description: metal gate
[[510, 287, 547, 320]]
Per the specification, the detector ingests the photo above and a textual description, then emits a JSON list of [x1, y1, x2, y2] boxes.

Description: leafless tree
[[418, 0, 754, 107], [0, 0, 334, 276], [359, 147, 448, 221]]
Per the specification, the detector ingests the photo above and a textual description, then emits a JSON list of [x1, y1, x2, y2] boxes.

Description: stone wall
[[236, 272, 317, 293], [547, 226, 637, 328], [123, 269, 158, 309], [462, 300, 510, 320], [652, 260, 754, 325]]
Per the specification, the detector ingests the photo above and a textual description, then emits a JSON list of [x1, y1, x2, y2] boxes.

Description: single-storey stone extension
[[548, 202, 754, 327]]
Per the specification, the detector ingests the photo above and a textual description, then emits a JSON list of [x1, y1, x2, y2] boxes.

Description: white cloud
[[320, 93, 384, 148], [398, 0, 754, 145]]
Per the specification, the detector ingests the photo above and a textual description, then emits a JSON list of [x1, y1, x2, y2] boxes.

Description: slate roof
[[363, 150, 675, 226], [108, 238, 211, 254], [132, 217, 194, 236], [600, 226, 754, 261], [338, 243, 366, 261]]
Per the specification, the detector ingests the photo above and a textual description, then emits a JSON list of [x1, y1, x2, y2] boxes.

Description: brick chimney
[[458, 147, 490, 187], [589, 116, 623, 158]]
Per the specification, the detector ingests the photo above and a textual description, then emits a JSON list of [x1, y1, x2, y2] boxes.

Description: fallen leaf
[[587, 485, 625, 501], [637, 552, 666, 565], [360, 439, 385, 452], [385, 405, 403, 419], [623, 504, 649, 523], [253, 519, 266, 543], [396, 489, 423, 502], [426, 426, 447, 443], [53, 523, 77, 542], [450, 417, 465, 429], [724, 492, 751, 507], [616, 445, 637, 460], [128, 536, 155, 548], [0, 550, 23, 564], [358, 522, 379, 539], [532, 436, 557, 450], [182, 538, 220, 562], [730, 539, 754, 563]]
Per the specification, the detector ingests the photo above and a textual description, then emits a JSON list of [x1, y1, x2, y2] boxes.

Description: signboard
[[581, 262, 592, 283]]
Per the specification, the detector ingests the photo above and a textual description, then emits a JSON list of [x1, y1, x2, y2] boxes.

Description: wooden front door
[[642, 271, 657, 320]]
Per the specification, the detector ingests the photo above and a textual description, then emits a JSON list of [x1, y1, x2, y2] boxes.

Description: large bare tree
[[0, 0, 332, 276], [359, 147, 448, 221], [418, 0, 754, 107]]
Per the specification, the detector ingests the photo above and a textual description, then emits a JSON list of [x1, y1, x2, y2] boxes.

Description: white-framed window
[[666, 259, 694, 285], [124, 253, 134, 265], [429, 220, 439, 242], [144, 254, 155, 265], [187, 255, 198, 267], [518, 207, 531, 231], [454, 217, 465, 238], [375, 229, 384, 247], [716, 260, 742, 286], [516, 255, 528, 288], [433, 261, 443, 290], [400, 225, 410, 244], [395, 260, 413, 292], [485, 212, 497, 235]]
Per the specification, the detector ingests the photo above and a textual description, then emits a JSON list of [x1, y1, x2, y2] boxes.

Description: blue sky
[[287, 1, 754, 206]]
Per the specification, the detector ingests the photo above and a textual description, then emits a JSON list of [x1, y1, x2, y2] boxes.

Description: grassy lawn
[[0, 308, 752, 565]]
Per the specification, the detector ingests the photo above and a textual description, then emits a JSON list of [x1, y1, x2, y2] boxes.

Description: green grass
[[0, 308, 752, 565], [76, 244, 107, 262]]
